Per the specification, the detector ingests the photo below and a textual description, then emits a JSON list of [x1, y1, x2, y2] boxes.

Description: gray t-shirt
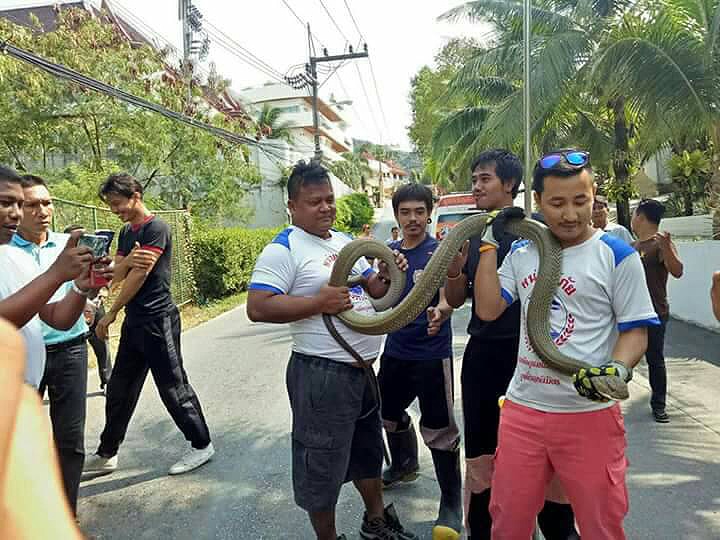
[[0, 245, 46, 387]]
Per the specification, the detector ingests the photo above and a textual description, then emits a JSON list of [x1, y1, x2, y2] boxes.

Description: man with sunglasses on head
[[445, 149, 577, 540], [472, 149, 658, 539]]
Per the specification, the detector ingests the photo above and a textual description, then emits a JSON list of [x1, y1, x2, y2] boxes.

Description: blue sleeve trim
[[510, 239, 530, 254], [500, 288, 515, 305], [272, 227, 293, 249], [618, 317, 661, 332], [248, 283, 285, 295], [599, 233, 635, 267], [362, 267, 375, 278]]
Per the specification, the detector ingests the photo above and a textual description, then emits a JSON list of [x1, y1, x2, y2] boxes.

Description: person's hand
[[74, 256, 114, 291], [95, 310, 118, 341], [127, 242, 158, 273], [316, 285, 352, 315], [572, 361, 632, 402], [377, 250, 408, 282], [427, 306, 449, 336], [48, 230, 93, 284], [447, 240, 469, 278], [653, 231, 672, 252]]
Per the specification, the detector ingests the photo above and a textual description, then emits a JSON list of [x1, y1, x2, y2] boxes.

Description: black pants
[[98, 306, 211, 457], [40, 340, 88, 515], [378, 354, 459, 450], [646, 316, 668, 412], [88, 304, 113, 386]]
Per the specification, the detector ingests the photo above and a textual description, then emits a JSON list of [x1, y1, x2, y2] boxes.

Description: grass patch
[[87, 292, 247, 370]]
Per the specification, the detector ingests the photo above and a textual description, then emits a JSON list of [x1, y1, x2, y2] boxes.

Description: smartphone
[[78, 231, 114, 288]]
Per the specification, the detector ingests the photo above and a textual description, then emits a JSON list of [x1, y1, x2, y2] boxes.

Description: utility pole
[[179, 0, 209, 110], [288, 25, 368, 162]]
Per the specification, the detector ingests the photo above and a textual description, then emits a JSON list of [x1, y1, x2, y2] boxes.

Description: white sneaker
[[168, 443, 215, 475], [83, 453, 118, 474]]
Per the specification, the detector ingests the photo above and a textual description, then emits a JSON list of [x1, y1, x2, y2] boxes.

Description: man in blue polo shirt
[[379, 183, 462, 540]]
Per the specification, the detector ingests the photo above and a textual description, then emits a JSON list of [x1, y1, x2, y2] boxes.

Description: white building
[[235, 83, 354, 164]]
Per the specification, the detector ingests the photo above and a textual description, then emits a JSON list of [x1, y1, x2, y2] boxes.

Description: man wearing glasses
[[472, 149, 658, 539]]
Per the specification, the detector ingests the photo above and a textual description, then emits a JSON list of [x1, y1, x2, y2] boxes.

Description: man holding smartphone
[[10, 174, 112, 516], [85, 172, 213, 477]]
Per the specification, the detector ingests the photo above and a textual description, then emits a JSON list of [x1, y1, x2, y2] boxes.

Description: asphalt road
[[77, 304, 720, 539]]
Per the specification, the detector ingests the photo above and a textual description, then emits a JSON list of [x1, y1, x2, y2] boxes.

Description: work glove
[[482, 207, 525, 248], [572, 361, 633, 402]]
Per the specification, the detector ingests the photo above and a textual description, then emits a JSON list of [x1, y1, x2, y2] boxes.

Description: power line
[[203, 25, 285, 83], [366, 58, 389, 135], [0, 41, 291, 163], [316, 0, 350, 45], [279, 0, 328, 50], [343, 0, 365, 44], [354, 63, 382, 142]]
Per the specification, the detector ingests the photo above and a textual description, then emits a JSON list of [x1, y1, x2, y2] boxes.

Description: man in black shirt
[[84, 173, 213, 477], [445, 150, 576, 540]]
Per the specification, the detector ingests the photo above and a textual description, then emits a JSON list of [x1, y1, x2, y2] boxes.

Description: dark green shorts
[[286, 351, 383, 512]]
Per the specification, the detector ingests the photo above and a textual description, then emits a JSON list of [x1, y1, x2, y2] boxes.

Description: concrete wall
[[669, 241, 720, 331]]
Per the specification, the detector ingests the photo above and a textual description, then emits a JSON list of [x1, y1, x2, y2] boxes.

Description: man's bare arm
[[247, 286, 351, 323], [612, 327, 648, 370]]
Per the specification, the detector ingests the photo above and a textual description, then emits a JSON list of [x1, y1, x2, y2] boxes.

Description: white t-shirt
[[249, 226, 382, 363], [0, 245, 46, 388], [604, 223, 635, 244], [498, 230, 659, 412]]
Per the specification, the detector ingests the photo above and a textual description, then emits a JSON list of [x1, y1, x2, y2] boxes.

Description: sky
[[2, 0, 487, 151]]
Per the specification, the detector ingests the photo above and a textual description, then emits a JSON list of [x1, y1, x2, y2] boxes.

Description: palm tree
[[434, 0, 641, 224], [589, 0, 720, 232], [255, 103, 294, 142], [329, 152, 372, 191]]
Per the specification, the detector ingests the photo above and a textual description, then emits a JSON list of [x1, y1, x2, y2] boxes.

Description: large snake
[[324, 210, 592, 378]]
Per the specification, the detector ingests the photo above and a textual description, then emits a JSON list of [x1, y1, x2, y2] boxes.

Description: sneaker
[[83, 453, 118, 474], [360, 503, 417, 540], [168, 443, 215, 475], [653, 410, 670, 423]]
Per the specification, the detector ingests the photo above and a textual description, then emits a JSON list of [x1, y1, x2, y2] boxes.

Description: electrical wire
[[316, 0, 350, 45], [0, 41, 292, 163], [343, 0, 365, 45], [353, 63, 382, 141], [366, 58, 389, 135]]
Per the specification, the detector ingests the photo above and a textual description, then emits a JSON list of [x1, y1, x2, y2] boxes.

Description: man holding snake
[[472, 149, 659, 539], [445, 149, 577, 540]]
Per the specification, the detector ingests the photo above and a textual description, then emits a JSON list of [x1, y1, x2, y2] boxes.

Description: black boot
[[382, 420, 419, 488], [467, 488, 492, 540], [538, 501, 580, 540], [430, 448, 463, 540]]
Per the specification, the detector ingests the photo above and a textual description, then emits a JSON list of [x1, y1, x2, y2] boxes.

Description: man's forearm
[[0, 272, 64, 328], [40, 289, 87, 330], [473, 250, 507, 321], [663, 245, 683, 278], [247, 293, 321, 323], [445, 274, 468, 308], [107, 268, 147, 315], [612, 327, 648, 369]]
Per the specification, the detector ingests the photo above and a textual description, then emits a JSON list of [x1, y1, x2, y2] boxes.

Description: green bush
[[335, 192, 374, 234], [193, 225, 280, 302]]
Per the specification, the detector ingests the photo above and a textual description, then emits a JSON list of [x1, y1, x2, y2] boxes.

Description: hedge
[[335, 192, 374, 234], [193, 226, 280, 302]]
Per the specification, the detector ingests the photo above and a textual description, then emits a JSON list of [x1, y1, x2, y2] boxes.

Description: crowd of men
[[0, 147, 718, 539]]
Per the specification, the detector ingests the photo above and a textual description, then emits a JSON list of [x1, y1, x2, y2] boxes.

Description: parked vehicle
[[429, 193, 481, 240]]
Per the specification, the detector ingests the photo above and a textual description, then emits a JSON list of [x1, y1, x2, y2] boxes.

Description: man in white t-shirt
[[0, 165, 101, 388], [592, 195, 634, 244], [472, 150, 658, 539], [247, 161, 417, 540]]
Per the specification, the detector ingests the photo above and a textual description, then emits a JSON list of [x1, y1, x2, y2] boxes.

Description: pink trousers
[[490, 400, 629, 540]]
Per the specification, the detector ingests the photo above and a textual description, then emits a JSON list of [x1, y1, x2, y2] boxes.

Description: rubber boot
[[382, 420, 419, 488], [430, 448, 463, 540]]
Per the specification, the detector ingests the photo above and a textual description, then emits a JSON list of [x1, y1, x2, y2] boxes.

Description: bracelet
[[447, 271, 464, 280], [478, 244, 497, 254], [71, 281, 90, 297]]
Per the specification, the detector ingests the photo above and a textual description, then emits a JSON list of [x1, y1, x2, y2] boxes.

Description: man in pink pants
[[472, 149, 659, 539]]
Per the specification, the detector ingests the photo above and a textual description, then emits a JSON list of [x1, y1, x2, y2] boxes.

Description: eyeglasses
[[538, 151, 590, 170]]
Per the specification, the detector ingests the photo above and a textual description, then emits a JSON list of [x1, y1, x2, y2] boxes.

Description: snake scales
[[324, 211, 592, 377]]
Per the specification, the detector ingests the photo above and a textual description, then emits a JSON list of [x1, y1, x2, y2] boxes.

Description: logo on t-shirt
[[324, 253, 338, 267], [522, 273, 577, 348]]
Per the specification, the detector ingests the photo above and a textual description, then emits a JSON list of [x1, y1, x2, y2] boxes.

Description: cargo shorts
[[286, 351, 383, 512]]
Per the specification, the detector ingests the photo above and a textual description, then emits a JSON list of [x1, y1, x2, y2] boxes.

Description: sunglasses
[[538, 151, 590, 170]]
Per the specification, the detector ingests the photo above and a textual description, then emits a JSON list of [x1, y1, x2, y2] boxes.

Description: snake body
[[326, 212, 592, 376]]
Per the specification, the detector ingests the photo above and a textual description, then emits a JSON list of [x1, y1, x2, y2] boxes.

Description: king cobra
[[323, 211, 592, 377]]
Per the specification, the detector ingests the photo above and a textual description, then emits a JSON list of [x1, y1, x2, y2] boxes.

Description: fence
[[51, 198, 197, 306]]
